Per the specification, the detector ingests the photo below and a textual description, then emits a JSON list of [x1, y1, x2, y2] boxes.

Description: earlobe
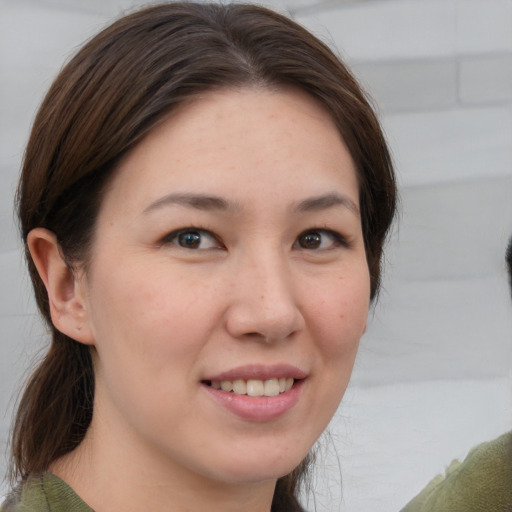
[[27, 228, 94, 345]]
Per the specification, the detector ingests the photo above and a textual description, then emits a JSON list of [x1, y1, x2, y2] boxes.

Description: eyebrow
[[143, 193, 238, 214], [143, 191, 359, 216], [292, 193, 360, 216]]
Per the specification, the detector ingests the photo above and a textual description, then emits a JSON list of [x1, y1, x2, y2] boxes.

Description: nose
[[225, 254, 305, 343]]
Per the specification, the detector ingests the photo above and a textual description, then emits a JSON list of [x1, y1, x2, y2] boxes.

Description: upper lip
[[203, 364, 307, 382]]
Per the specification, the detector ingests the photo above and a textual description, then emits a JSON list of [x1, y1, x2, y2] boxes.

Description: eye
[[294, 229, 345, 250], [163, 228, 222, 250]]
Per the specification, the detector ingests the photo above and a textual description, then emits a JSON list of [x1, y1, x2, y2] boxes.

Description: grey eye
[[166, 229, 221, 250], [178, 231, 202, 249]]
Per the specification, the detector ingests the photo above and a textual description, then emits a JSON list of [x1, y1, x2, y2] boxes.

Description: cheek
[[297, 268, 370, 443], [86, 262, 222, 423], [86, 260, 220, 366], [308, 269, 370, 362]]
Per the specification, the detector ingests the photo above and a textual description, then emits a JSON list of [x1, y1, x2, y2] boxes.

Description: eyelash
[[293, 229, 348, 250], [161, 227, 223, 250], [161, 227, 348, 251]]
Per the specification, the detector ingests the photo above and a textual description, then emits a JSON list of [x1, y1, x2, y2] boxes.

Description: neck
[[50, 414, 277, 512]]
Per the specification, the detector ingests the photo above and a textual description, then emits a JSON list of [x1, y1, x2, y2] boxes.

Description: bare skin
[[30, 86, 370, 511]]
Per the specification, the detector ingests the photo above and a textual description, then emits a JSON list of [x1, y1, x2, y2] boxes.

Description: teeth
[[221, 381, 233, 392], [247, 380, 264, 397], [210, 378, 295, 396], [263, 378, 279, 397], [233, 379, 246, 395]]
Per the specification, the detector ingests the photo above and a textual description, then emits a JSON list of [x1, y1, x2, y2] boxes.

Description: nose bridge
[[226, 246, 303, 341]]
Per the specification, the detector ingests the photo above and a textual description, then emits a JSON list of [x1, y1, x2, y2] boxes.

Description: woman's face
[[77, 87, 370, 486]]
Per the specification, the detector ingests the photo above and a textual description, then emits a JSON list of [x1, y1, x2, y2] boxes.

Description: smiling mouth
[[204, 378, 295, 397]]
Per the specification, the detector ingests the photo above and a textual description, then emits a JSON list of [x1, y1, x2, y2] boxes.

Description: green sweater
[[401, 432, 512, 512], [4, 434, 510, 512], [1, 473, 304, 511], [1, 473, 92, 512]]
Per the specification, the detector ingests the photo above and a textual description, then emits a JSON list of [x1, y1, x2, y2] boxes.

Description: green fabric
[[401, 432, 512, 512], [1, 473, 93, 512]]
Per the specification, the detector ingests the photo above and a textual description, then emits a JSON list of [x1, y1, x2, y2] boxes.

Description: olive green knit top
[[1, 473, 92, 512], [401, 432, 512, 512]]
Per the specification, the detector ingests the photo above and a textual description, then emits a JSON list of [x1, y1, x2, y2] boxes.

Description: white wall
[[1, 0, 511, 510]]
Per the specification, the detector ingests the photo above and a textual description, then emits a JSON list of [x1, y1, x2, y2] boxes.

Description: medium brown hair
[[12, 3, 397, 509]]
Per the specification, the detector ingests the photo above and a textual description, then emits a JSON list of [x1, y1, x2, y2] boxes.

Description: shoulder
[[1, 473, 93, 512], [0, 475, 46, 512], [401, 432, 512, 512], [0, 493, 20, 512]]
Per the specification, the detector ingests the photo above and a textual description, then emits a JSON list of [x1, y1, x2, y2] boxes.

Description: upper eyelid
[[299, 227, 344, 238], [163, 226, 215, 238]]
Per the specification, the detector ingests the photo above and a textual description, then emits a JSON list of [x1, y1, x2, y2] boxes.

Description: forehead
[[101, 86, 358, 216]]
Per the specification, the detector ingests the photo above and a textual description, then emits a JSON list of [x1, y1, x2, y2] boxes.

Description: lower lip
[[202, 380, 304, 422]]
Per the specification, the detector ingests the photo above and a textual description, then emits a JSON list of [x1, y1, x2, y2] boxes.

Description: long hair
[[11, 3, 397, 509]]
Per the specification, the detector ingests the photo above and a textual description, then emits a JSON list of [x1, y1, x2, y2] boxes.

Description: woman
[[2, 3, 397, 511]]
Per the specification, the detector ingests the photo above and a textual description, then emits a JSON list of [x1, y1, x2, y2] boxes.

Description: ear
[[27, 227, 95, 345]]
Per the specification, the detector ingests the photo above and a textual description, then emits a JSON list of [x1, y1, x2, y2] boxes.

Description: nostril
[[224, 297, 304, 342]]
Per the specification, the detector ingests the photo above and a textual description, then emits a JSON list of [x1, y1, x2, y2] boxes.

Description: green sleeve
[[401, 432, 512, 512]]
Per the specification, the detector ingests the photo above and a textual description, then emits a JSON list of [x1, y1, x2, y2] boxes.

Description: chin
[[207, 450, 307, 486]]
